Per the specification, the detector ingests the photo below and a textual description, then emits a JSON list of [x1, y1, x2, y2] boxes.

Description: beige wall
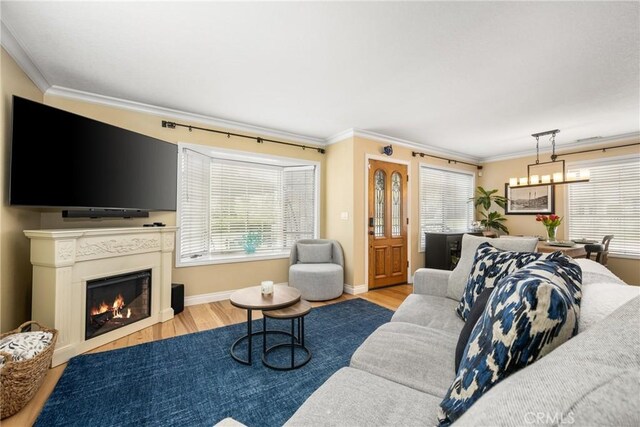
[[323, 137, 356, 284], [479, 139, 640, 285], [1, 48, 43, 332], [40, 95, 326, 298]]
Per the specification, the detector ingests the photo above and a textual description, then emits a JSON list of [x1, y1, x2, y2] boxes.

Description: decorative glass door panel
[[368, 160, 408, 289]]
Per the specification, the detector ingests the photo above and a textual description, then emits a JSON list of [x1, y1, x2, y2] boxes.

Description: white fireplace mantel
[[24, 226, 177, 366]]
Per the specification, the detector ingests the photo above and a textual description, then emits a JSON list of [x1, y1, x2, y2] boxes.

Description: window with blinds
[[567, 155, 640, 258], [177, 146, 318, 265], [419, 165, 475, 250]]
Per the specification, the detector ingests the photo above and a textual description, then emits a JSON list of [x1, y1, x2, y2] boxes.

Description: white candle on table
[[261, 280, 274, 295]]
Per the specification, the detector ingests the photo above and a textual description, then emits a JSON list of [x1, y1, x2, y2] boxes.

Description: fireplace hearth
[[86, 270, 152, 340]]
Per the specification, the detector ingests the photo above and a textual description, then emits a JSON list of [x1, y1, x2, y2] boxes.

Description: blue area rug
[[36, 298, 392, 426]]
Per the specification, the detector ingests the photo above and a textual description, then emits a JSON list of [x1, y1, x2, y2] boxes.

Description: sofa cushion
[[285, 367, 442, 427], [447, 234, 538, 301], [391, 294, 463, 336], [350, 322, 457, 397], [457, 242, 544, 321], [296, 242, 333, 263], [438, 253, 583, 425], [580, 281, 640, 332], [575, 258, 627, 286], [455, 286, 492, 373], [454, 296, 640, 427]]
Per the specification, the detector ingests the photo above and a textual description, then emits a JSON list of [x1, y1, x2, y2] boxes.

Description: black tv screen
[[10, 96, 177, 211]]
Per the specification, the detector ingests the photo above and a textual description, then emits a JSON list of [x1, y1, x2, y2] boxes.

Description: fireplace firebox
[[86, 270, 152, 340]]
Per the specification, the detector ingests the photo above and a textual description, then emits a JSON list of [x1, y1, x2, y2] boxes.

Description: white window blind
[[178, 147, 318, 264], [180, 149, 210, 258], [567, 155, 640, 257], [283, 166, 316, 248], [419, 166, 474, 250]]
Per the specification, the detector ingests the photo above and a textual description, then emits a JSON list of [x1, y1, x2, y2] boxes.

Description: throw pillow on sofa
[[454, 286, 493, 373], [456, 242, 544, 321], [438, 252, 583, 426]]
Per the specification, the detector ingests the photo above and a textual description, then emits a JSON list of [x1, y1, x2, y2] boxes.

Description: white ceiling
[[1, 1, 639, 160]]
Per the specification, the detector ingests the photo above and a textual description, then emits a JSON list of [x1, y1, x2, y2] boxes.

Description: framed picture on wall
[[504, 183, 555, 215]]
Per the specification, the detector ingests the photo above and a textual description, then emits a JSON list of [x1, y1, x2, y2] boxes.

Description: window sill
[[176, 251, 290, 267]]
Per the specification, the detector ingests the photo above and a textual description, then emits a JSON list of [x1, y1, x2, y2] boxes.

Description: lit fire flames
[[90, 294, 131, 319]]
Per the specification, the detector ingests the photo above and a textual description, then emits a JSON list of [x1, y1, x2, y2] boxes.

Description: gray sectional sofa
[[286, 234, 640, 426]]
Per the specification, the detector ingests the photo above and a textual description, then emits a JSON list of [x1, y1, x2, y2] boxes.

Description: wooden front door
[[368, 160, 408, 289]]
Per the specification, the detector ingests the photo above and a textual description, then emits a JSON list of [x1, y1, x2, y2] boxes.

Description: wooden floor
[[2, 284, 412, 426]]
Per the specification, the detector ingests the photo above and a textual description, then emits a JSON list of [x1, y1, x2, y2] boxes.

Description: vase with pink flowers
[[536, 214, 562, 242]]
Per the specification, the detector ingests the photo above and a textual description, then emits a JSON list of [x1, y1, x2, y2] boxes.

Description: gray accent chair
[[289, 239, 344, 301]]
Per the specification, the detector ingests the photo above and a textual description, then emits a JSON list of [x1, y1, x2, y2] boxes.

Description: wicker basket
[[0, 321, 58, 419]]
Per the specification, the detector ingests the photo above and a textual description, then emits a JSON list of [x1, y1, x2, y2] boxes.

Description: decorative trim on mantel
[[24, 227, 178, 267], [0, 20, 50, 92]]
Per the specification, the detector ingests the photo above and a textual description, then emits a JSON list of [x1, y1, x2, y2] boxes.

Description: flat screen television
[[10, 96, 177, 215]]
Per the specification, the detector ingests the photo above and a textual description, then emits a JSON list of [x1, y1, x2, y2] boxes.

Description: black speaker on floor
[[171, 283, 185, 315]]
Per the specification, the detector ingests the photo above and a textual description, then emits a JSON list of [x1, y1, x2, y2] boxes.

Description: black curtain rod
[[411, 151, 483, 170], [161, 120, 326, 154], [555, 141, 639, 158]]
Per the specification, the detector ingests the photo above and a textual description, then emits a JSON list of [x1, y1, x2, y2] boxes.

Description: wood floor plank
[[1, 284, 411, 426]]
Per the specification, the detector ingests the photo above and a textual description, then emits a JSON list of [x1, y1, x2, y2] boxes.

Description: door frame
[[363, 154, 412, 291]]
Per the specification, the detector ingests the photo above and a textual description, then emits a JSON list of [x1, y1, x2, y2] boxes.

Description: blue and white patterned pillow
[[438, 252, 582, 426], [457, 242, 544, 321]]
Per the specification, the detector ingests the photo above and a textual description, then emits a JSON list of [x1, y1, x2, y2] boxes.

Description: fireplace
[[25, 226, 176, 366], [86, 270, 152, 340]]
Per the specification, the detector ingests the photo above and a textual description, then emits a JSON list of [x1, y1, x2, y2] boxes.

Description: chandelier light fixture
[[508, 129, 590, 188]]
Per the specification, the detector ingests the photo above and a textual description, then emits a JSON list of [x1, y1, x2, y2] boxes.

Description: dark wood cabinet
[[424, 232, 482, 270]]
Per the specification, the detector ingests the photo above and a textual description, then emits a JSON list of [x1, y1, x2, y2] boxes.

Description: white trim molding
[[328, 128, 482, 164], [363, 154, 413, 291], [343, 284, 368, 295], [480, 132, 640, 163], [45, 85, 326, 146], [184, 282, 289, 306], [1, 20, 50, 92], [184, 290, 234, 306]]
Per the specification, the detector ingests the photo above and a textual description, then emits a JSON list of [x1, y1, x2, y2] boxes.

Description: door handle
[[368, 231, 375, 236], [369, 217, 374, 227]]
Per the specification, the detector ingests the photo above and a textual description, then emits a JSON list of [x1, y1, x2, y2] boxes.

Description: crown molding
[[348, 128, 482, 164], [480, 131, 640, 163], [326, 128, 356, 145], [44, 85, 326, 146], [3, 19, 636, 161], [1, 20, 50, 93]]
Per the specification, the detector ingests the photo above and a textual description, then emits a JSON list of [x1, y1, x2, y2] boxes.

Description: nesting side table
[[229, 285, 300, 365], [262, 300, 312, 371]]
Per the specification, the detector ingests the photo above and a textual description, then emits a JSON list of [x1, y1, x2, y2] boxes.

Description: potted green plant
[[470, 186, 509, 234]]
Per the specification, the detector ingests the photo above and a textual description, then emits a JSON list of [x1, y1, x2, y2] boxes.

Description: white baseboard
[[344, 284, 368, 295], [184, 282, 289, 306], [184, 290, 234, 306]]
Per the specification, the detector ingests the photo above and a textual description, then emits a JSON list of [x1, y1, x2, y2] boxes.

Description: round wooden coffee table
[[229, 285, 300, 365]]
